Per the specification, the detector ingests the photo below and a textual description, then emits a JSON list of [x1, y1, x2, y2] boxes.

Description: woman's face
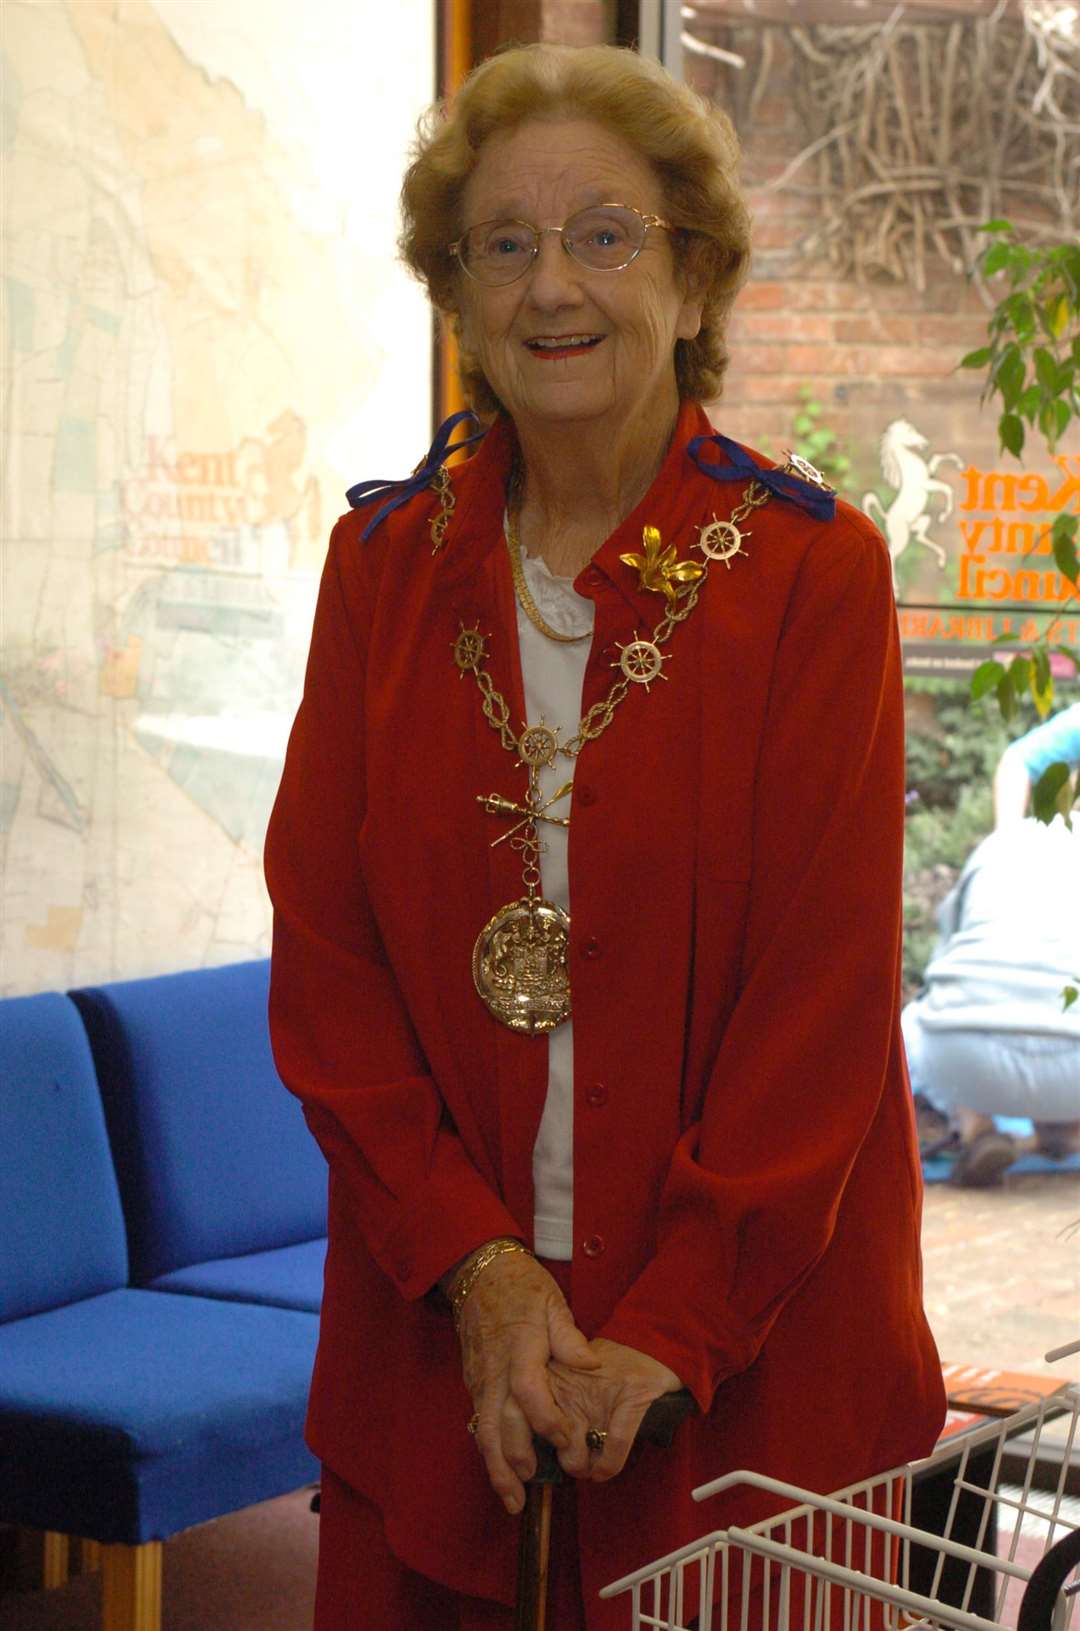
[[455, 118, 704, 434]]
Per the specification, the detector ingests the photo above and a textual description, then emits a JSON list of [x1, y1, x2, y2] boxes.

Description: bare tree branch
[[685, 0, 1079, 282]]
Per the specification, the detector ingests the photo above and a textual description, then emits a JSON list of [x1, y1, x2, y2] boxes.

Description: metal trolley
[[600, 1345, 1080, 1631]]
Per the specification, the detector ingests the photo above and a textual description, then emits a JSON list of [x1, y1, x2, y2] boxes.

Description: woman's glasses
[[450, 204, 673, 287]]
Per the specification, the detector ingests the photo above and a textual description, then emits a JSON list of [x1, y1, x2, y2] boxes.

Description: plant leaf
[[960, 346, 992, 369], [1003, 292, 1037, 342], [1031, 646, 1053, 718], [1052, 513, 1080, 583], [1032, 760, 1071, 823], [1035, 347, 1058, 390], [1049, 295, 1070, 339], [1061, 247, 1080, 302], [1018, 383, 1042, 422], [999, 411, 1024, 457], [994, 345, 1026, 407], [1063, 985, 1079, 1013], [996, 671, 1017, 722], [1009, 653, 1032, 690], [982, 242, 1013, 277], [970, 659, 1006, 699]]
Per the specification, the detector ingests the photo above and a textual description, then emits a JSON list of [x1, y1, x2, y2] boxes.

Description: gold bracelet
[[448, 1238, 530, 1329]]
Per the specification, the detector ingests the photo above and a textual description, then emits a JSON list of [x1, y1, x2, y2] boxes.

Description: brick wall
[[686, 24, 1001, 478], [722, 276, 993, 469], [680, 13, 1080, 680]]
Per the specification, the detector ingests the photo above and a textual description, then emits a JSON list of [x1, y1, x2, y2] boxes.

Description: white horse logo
[[863, 420, 962, 590]]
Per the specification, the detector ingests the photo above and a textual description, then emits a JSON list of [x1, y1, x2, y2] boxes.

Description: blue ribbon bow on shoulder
[[688, 431, 836, 523], [346, 410, 486, 541]]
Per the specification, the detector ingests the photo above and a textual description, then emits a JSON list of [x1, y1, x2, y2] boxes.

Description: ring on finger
[[585, 1427, 607, 1453], [467, 1413, 480, 1436]]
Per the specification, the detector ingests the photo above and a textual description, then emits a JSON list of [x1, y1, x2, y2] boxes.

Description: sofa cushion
[[0, 992, 128, 1322], [148, 1236, 326, 1313], [0, 1288, 319, 1542], [71, 961, 327, 1282]]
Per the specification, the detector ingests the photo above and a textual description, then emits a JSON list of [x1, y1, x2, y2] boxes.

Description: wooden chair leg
[[16, 1528, 70, 1589], [76, 1536, 103, 1573], [101, 1541, 162, 1631]]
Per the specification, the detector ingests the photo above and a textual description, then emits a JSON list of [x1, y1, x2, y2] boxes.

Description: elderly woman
[[265, 42, 945, 1631]]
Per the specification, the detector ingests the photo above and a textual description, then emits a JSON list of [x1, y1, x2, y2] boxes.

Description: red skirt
[[315, 1465, 586, 1629]]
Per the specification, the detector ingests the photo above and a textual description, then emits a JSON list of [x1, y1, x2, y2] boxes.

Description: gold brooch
[[619, 525, 705, 607]]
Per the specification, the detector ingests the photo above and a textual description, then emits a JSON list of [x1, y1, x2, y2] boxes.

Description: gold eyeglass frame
[[449, 203, 675, 286]]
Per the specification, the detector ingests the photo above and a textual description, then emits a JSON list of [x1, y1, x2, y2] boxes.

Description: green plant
[[905, 691, 1011, 810], [902, 686, 1012, 992], [790, 387, 852, 492], [959, 222, 1080, 812], [903, 785, 993, 992], [960, 224, 1080, 461]]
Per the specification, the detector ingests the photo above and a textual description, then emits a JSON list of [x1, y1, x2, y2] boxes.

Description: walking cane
[[514, 1389, 696, 1631]]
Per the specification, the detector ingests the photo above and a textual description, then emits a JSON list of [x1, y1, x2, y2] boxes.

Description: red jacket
[[265, 400, 945, 1624]]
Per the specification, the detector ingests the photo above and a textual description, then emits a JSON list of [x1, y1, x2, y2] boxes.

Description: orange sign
[[956, 455, 1080, 604]]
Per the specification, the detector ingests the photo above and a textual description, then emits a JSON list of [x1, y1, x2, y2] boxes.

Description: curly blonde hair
[[399, 44, 752, 416]]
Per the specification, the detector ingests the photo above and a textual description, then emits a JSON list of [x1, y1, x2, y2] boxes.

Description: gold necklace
[[504, 510, 592, 644], [453, 472, 773, 1035]]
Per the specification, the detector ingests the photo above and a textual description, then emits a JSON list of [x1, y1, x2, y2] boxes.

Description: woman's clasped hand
[[451, 1244, 683, 1512]]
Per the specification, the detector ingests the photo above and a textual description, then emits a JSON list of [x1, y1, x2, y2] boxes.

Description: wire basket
[[601, 1360, 1080, 1631]]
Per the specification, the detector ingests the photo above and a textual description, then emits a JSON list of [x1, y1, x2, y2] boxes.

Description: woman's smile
[[523, 333, 605, 359]]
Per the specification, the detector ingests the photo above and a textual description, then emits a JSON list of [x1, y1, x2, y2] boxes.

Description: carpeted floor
[[6, 1481, 1074, 1630], [0, 1488, 318, 1630]]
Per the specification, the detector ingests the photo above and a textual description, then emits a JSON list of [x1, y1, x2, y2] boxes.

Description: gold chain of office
[[449, 465, 791, 1037], [465, 484, 770, 755]]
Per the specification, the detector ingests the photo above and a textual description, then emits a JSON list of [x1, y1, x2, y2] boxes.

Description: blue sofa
[[71, 961, 327, 1314], [0, 961, 325, 1631]]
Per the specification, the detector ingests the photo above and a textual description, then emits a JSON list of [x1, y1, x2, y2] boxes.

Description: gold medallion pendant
[[472, 896, 572, 1034]]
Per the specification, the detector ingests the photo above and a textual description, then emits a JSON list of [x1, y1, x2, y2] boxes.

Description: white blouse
[[513, 539, 595, 1261]]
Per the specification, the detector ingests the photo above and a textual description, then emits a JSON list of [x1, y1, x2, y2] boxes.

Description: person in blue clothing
[[903, 703, 1080, 1187]]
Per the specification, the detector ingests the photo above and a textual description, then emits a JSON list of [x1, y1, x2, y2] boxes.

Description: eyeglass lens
[[459, 206, 649, 285]]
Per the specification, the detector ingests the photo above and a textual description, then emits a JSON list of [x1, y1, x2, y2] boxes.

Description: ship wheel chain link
[[454, 471, 791, 754]]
